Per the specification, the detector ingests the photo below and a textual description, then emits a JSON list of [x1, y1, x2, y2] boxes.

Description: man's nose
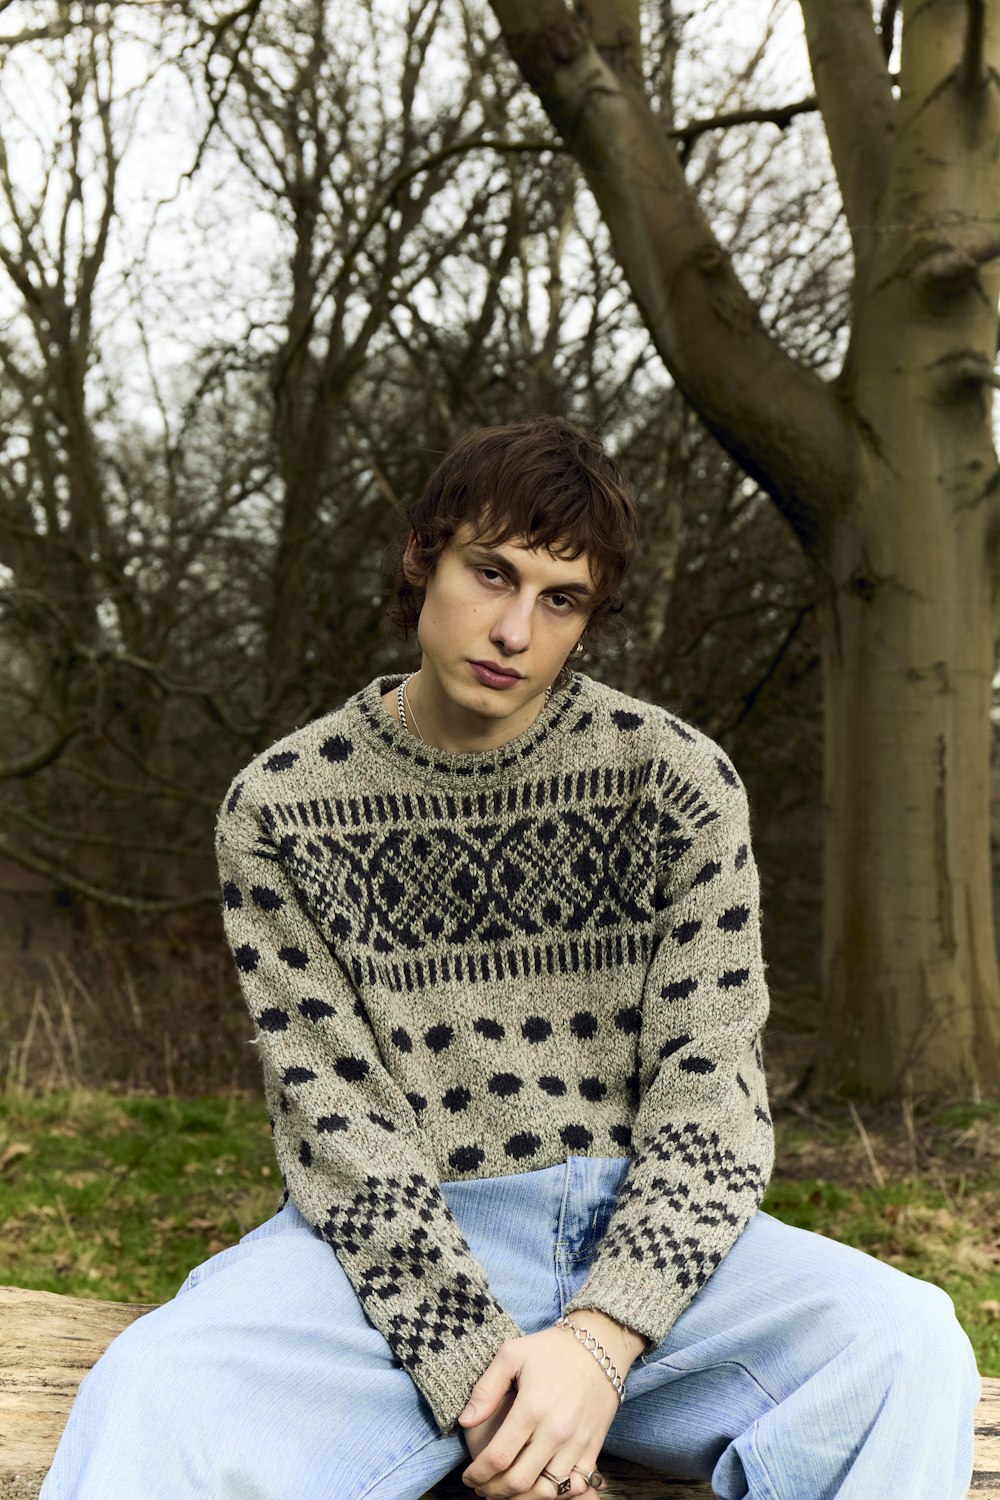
[[490, 597, 532, 654]]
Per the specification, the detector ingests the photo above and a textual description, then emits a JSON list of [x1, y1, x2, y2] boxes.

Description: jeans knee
[[83, 1308, 176, 1409], [857, 1274, 978, 1400]]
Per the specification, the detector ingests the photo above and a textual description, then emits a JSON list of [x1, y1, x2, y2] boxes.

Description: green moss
[[930, 1100, 1000, 1131], [0, 1091, 277, 1304]]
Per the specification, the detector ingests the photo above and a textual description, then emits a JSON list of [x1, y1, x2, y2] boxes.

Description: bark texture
[[0, 1285, 152, 1476], [488, 0, 1000, 1096]]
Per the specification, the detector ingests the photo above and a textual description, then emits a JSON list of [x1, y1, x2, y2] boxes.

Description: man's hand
[[462, 1386, 516, 1466], [458, 1311, 643, 1498]]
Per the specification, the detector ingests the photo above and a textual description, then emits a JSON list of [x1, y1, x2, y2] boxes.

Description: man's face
[[408, 522, 595, 730]]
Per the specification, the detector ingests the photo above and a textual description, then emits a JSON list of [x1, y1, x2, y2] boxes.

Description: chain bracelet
[[554, 1316, 626, 1405]]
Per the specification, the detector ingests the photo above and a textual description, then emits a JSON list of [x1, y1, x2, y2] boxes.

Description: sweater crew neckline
[[350, 673, 585, 786]]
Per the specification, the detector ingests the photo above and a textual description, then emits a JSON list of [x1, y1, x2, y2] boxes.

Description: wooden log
[[1, 1286, 997, 1498], [1, 1285, 154, 1482]]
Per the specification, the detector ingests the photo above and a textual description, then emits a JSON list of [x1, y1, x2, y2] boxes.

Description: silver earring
[[572, 640, 585, 658]]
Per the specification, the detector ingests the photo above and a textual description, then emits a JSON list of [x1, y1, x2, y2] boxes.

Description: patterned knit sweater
[[216, 673, 774, 1434]]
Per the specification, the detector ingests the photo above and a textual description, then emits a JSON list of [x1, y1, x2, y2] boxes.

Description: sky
[[0, 0, 843, 448]]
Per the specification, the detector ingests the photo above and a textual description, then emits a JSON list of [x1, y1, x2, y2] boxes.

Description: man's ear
[[402, 532, 426, 587]]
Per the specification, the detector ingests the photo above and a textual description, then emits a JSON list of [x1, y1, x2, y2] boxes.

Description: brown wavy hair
[[386, 417, 639, 647]]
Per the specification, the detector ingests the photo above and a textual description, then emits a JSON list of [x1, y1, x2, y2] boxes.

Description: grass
[[761, 1097, 1000, 1375], [0, 1091, 276, 1303], [1, 1089, 998, 1373]]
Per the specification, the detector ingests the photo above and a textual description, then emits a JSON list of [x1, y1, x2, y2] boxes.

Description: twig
[[35, 995, 73, 1092], [123, 969, 144, 1032], [14, 993, 42, 1091], [847, 1100, 886, 1188], [670, 94, 818, 146], [777, 1096, 835, 1133], [163, 1032, 176, 1099], [0, 833, 218, 914], [0, 726, 82, 780], [928, 1159, 957, 1213], [53, 974, 84, 1086], [54, 1193, 78, 1246], [901, 1093, 919, 1176]]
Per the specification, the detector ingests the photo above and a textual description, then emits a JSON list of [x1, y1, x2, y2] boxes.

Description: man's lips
[[469, 660, 522, 688]]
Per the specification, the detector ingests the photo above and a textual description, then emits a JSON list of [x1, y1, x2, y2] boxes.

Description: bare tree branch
[[98, 727, 223, 806], [488, 0, 851, 554], [178, 0, 267, 187], [0, 20, 73, 47], [730, 604, 815, 730], [670, 95, 819, 147], [877, 0, 899, 64], [0, 727, 81, 780], [63, 759, 219, 808], [798, 0, 893, 291], [0, 799, 209, 859], [960, 0, 987, 96], [98, 650, 258, 739], [0, 832, 217, 912]]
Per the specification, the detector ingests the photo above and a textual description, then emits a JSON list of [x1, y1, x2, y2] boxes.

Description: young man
[[43, 418, 977, 1499]]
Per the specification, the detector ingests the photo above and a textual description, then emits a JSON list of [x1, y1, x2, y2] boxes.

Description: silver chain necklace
[[396, 671, 552, 743], [397, 674, 424, 741]]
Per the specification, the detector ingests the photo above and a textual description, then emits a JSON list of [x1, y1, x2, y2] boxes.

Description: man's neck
[[385, 668, 550, 753]]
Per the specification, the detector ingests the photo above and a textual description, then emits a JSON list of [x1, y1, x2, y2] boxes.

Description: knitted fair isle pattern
[[215, 673, 774, 1433]]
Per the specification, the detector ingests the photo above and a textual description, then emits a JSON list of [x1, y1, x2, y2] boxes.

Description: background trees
[[3, 0, 974, 1102]]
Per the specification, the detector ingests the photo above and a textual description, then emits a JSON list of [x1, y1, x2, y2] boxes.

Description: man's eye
[[548, 594, 575, 611], [478, 567, 505, 585]]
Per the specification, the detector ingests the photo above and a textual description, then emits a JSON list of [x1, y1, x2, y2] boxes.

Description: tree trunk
[[820, 497, 1000, 1093], [818, 0, 1000, 1093], [262, 395, 337, 743]]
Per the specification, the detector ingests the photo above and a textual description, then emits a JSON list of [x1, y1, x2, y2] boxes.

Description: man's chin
[[461, 685, 541, 719]]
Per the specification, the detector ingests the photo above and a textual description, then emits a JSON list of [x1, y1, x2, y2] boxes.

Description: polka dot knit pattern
[[216, 673, 774, 1434]]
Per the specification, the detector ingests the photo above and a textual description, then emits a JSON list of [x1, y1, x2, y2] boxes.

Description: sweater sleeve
[[216, 781, 522, 1433], [562, 753, 774, 1356]]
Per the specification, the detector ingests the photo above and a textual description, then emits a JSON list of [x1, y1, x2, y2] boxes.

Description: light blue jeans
[[41, 1154, 979, 1499]]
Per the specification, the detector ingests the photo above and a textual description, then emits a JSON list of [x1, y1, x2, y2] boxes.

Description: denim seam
[[718, 1358, 779, 1408], [738, 1422, 783, 1500], [554, 1154, 574, 1308], [643, 1355, 780, 1410]]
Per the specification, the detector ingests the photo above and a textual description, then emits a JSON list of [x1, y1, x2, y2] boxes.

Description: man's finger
[[459, 1341, 520, 1426], [567, 1456, 608, 1493], [461, 1401, 540, 1488], [480, 1436, 589, 1499], [531, 1446, 593, 1499], [465, 1434, 607, 1497]]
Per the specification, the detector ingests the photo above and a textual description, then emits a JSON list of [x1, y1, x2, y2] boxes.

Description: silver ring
[[541, 1469, 573, 1496], [573, 1467, 604, 1489]]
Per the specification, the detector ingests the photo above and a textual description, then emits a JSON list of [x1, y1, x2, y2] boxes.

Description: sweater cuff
[[562, 1265, 689, 1368], [412, 1305, 524, 1435]]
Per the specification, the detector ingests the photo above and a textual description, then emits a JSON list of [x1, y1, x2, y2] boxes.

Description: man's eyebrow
[[467, 545, 595, 597]]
